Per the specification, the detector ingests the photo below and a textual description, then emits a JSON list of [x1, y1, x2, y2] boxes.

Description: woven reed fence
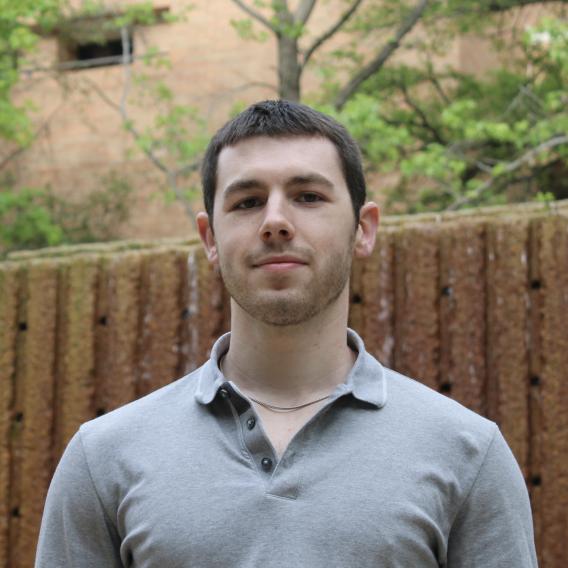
[[1, 199, 567, 567]]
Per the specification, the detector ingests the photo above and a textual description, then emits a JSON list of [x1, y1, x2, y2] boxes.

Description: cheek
[[217, 218, 257, 250], [314, 216, 353, 246], [216, 235, 243, 265]]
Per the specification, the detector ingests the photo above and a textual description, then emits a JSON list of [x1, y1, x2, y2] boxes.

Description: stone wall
[[1, 198, 567, 566]]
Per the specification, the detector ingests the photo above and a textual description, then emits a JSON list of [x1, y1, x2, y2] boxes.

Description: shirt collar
[[194, 331, 232, 405], [194, 327, 387, 409]]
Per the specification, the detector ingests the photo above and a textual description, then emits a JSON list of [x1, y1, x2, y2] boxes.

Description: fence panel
[[52, 256, 99, 463], [530, 216, 568, 567], [439, 221, 487, 414], [349, 247, 365, 335], [136, 249, 183, 397], [194, 248, 229, 362], [485, 218, 531, 477], [177, 248, 203, 375], [8, 261, 58, 568], [393, 225, 441, 390], [357, 229, 396, 367], [0, 264, 19, 568], [94, 252, 142, 416]]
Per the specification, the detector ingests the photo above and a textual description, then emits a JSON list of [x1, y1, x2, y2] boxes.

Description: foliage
[[57, 0, 163, 46], [4, 0, 568, 242], [325, 14, 568, 212], [0, 0, 62, 146], [128, 71, 208, 175], [0, 187, 64, 253], [229, 0, 567, 212], [49, 171, 134, 243], [70, 1, 206, 221], [0, 173, 134, 256], [230, 18, 269, 42], [1, 0, 203, 243]]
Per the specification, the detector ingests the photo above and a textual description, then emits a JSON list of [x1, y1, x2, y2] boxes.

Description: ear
[[353, 202, 380, 259], [196, 212, 218, 265]]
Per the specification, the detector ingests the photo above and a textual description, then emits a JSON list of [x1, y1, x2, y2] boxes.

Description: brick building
[[7, 1, 550, 239]]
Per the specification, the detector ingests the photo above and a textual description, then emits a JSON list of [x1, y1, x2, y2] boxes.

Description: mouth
[[257, 261, 306, 272], [254, 256, 306, 272]]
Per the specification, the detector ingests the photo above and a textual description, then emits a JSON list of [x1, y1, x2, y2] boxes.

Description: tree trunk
[[277, 34, 301, 101]]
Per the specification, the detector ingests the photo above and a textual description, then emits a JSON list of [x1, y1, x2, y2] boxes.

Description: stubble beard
[[218, 234, 356, 327]]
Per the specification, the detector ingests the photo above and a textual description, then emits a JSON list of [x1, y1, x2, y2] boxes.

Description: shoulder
[[384, 365, 495, 434], [378, 365, 499, 472], [79, 365, 204, 450]]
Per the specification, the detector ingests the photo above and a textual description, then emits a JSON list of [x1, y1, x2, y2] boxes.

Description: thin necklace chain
[[218, 355, 332, 413], [248, 394, 332, 413]]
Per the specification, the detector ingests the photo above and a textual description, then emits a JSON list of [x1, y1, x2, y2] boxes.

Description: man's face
[[202, 135, 361, 327]]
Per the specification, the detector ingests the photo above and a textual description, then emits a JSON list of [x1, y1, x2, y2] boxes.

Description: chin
[[243, 294, 324, 326], [255, 311, 317, 327]]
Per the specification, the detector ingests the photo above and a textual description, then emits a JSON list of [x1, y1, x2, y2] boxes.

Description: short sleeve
[[447, 426, 538, 567], [35, 430, 123, 568]]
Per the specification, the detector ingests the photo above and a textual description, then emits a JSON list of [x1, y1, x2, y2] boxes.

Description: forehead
[[216, 136, 345, 190]]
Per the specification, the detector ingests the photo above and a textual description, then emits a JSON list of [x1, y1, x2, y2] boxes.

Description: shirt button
[[219, 388, 230, 399], [246, 417, 256, 430], [261, 457, 273, 472]]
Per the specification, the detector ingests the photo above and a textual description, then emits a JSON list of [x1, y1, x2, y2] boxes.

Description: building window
[[76, 34, 133, 65], [58, 26, 134, 71], [56, 6, 169, 72]]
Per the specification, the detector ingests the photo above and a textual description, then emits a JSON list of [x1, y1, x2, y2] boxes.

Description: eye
[[298, 192, 323, 203], [234, 197, 262, 210]]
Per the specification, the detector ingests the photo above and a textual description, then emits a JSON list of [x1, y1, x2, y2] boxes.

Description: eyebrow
[[288, 174, 335, 191], [222, 173, 335, 200], [223, 178, 265, 199]]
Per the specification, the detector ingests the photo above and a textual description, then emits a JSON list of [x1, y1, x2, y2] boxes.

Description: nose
[[258, 193, 295, 243]]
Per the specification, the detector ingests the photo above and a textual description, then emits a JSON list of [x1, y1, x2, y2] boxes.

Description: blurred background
[[0, 0, 567, 253]]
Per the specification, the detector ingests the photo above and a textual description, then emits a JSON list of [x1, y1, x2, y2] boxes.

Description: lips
[[254, 256, 307, 267], [253, 256, 308, 273]]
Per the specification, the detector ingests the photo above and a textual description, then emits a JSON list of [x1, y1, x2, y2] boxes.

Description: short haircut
[[201, 100, 366, 230]]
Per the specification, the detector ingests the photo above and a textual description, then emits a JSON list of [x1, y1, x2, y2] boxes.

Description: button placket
[[240, 409, 277, 477], [219, 387, 303, 498], [218, 388, 277, 481]]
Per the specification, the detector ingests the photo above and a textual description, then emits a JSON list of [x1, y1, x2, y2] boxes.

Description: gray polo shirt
[[35, 328, 537, 567]]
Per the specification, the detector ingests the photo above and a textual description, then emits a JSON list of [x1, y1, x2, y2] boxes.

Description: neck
[[221, 287, 357, 406]]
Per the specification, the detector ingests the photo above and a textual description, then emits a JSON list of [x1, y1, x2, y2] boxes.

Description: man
[[36, 100, 537, 567]]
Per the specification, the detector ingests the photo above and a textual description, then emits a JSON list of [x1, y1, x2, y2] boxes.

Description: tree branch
[[486, 0, 559, 11], [399, 82, 445, 144], [441, 0, 559, 21], [379, 115, 424, 131], [427, 72, 450, 105], [334, 0, 430, 110], [0, 100, 66, 171], [176, 160, 201, 177], [120, 27, 132, 110], [301, 0, 365, 69], [445, 134, 568, 211], [294, 0, 317, 24], [166, 170, 198, 228], [230, 0, 277, 32], [81, 76, 170, 176]]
